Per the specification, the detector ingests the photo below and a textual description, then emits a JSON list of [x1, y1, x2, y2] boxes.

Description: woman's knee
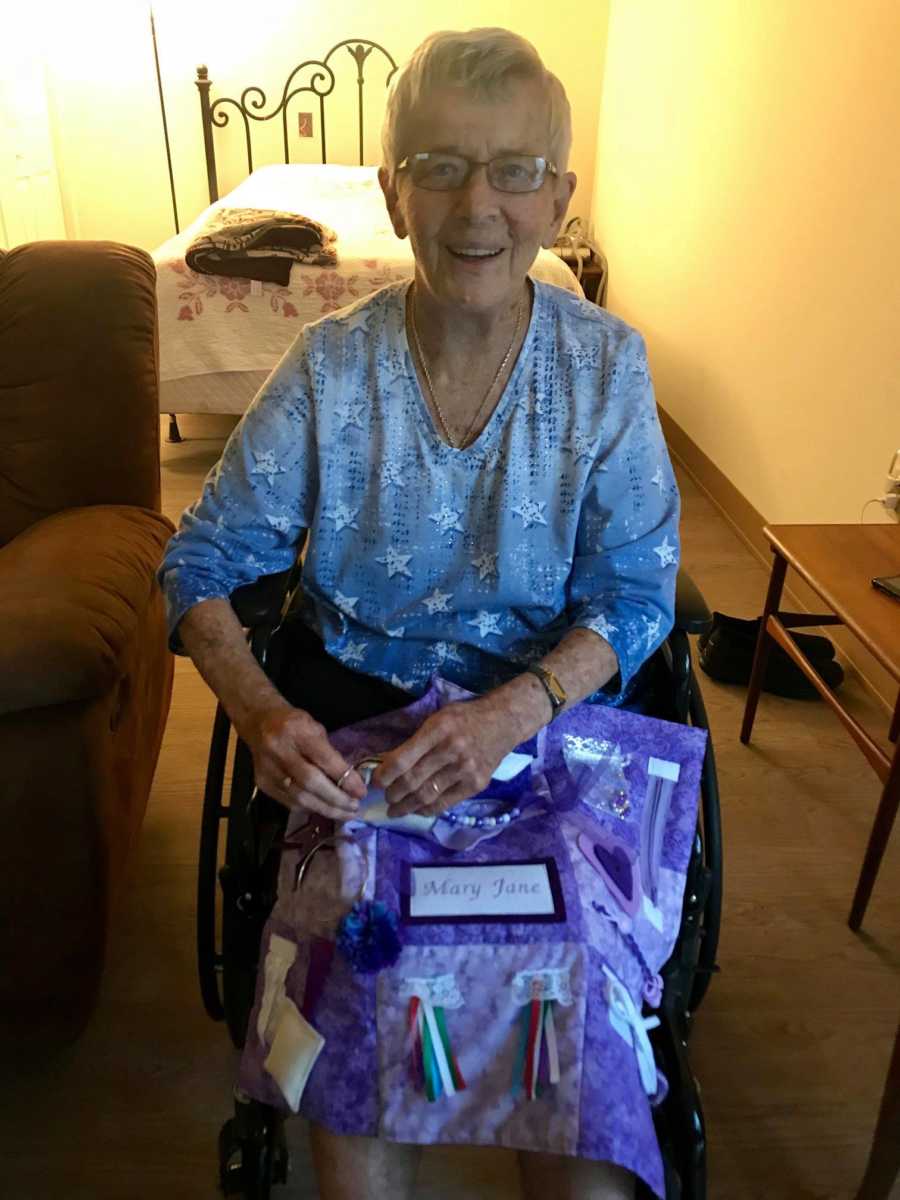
[[517, 1149, 635, 1200], [309, 1124, 421, 1200]]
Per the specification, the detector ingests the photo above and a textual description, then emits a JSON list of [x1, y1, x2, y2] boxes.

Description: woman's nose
[[453, 163, 501, 219]]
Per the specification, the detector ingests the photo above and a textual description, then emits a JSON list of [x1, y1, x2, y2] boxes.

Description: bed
[[152, 40, 582, 438]]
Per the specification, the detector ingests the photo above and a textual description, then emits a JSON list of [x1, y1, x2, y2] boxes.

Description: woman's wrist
[[479, 671, 556, 745]]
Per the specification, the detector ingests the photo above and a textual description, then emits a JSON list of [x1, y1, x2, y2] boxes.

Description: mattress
[[154, 164, 582, 416]]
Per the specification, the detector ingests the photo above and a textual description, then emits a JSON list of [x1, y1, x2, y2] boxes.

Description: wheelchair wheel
[[687, 677, 722, 1014]]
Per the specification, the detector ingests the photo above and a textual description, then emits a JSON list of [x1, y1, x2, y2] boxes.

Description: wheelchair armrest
[[230, 570, 294, 629], [674, 569, 712, 635]]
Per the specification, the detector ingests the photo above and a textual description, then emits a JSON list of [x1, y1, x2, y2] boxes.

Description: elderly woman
[[161, 27, 679, 1200]]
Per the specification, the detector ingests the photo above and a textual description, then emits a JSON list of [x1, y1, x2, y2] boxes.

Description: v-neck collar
[[399, 279, 543, 457]]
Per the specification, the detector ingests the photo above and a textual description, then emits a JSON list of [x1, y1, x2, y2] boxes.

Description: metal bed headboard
[[195, 39, 398, 205]]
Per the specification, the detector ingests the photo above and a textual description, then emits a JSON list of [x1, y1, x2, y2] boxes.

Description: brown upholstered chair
[[0, 241, 174, 1055]]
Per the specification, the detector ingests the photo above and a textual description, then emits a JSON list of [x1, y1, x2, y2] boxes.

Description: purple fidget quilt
[[237, 678, 707, 1199]]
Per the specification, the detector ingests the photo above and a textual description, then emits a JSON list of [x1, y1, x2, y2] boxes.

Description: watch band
[[524, 663, 567, 719]]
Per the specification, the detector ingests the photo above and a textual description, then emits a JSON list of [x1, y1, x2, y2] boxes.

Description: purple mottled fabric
[[237, 678, 706, 1198]]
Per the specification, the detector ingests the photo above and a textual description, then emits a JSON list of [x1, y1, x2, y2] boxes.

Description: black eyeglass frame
[[396, 152, 559, 193]]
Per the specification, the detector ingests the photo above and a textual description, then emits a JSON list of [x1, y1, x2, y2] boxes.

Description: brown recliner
[[0, 241, 174, 1055]]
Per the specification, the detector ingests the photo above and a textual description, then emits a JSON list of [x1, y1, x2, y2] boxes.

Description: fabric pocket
[[376, 942, 587, 1155]]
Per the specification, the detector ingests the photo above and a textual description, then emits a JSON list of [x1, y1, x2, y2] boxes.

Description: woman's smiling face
[[380, 79, 575, 314]]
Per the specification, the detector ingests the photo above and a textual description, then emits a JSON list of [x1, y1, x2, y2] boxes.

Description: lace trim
[[512, 967, 573, 1007], [397, 973, 464, 1009]]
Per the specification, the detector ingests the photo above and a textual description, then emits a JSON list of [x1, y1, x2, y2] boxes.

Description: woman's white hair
[[382, 28, 572, 179]]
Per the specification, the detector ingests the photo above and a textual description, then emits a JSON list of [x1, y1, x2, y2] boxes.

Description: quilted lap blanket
[[237, 679, 706, 1197]]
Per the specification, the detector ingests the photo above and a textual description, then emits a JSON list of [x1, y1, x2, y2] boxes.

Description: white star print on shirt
[[324, 502, 359, 532], [344, 306, 372, 335], [565, 431, 600, 464], [511, 498, 548, 529], [468, 611, 503, 639], [249, 449, 286, 487], [390, 673, 416, 691], [335, 400, 365, 431], [434, 641, 464, 663], [587, 614, 619, 641], [653, 536, 677, 568], [380, 462, 405, 490], [644, 613, 662, 649], [651, 465, 665, 491], [565, 345, 601, 373], [471, 551, 499, 582], [265, 514, 293, 533], [428, 504, 464, 535], [339, 640, 367, 665], [335, 591, 359, 617], [385, 626, 406, 638], [376, 546, 413, 579], [422, 588, 453, 615]]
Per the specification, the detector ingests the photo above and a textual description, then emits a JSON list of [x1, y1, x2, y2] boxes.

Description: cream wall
[[592, 0, 900, 524], [30, 0, 609, 252]]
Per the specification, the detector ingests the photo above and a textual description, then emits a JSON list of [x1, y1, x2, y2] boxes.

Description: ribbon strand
[[408, 995, 465, 1102]]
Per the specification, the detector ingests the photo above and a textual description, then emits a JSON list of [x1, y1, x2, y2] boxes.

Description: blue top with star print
[[159, 279, 680, 704]]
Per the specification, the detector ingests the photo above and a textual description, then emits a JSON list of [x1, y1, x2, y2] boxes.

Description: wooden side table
[[739, 524, 900, 929], [855, 1017, 900, 1200]]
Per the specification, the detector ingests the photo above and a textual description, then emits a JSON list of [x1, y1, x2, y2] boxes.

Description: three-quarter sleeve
[[158, 341, 318, 651], [567, 330, 680, 697]]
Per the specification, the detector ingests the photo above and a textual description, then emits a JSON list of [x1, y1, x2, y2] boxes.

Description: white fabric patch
[[263, 998, 325, 1112], [512, 967, 574, 1007], [256, 933, 297, 1045], [602, 964, 660, 1096], [397, 973, 464, 1009]]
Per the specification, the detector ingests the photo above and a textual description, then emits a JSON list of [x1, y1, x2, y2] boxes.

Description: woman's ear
[[542, 170, 577, 248], [379, 166, 408, 240]]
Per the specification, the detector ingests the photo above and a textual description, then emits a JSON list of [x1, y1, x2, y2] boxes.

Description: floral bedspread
[[153, 164, 582, 385]]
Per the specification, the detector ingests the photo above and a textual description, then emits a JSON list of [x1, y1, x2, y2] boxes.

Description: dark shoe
[[699, 615, 844, 699], [697, 612, 836, 662]]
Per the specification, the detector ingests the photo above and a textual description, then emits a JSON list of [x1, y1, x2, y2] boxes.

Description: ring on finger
[[431, 781, 440, 794], [336, 765, 355, 791], [280, 774, 293, 791]]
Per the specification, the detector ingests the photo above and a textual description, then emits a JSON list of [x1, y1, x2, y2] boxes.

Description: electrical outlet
[[297, 112, 313, 138]]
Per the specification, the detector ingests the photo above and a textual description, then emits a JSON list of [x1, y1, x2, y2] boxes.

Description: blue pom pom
[[335, 900, 403, 974]]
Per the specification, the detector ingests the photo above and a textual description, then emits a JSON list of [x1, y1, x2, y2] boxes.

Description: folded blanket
[[185, 207, 337, 284]]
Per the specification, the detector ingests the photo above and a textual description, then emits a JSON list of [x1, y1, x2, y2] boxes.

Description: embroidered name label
[[403, 858, 564, 923]]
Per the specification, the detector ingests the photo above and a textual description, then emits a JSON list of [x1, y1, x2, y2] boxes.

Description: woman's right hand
[[239, 700, 367, 820]]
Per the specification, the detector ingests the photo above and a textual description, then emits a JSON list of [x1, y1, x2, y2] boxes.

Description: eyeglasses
[[396, 152, 558, 194]]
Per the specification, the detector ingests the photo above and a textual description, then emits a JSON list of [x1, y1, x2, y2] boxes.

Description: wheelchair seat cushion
[[237, 679, 707, 1199]]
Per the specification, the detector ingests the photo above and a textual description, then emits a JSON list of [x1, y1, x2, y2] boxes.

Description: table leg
[[849, 737, 900, 931], [854, 1019, 900, 1200], [740, 551, 788, 744]]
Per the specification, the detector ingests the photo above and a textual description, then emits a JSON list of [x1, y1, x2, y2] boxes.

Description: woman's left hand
[[373, 697, 518, 817]]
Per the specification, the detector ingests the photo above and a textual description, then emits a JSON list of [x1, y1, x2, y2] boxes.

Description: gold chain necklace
[[409, 289, 524, 450]]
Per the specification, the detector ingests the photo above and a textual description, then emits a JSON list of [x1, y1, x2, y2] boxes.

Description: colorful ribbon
[[515, 998, 561, 1100], [408, 996, 466, 1102]]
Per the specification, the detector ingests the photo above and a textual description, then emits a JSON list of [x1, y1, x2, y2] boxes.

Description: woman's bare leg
[[518, 1151, 635, 1200], [309, 1123, 421, 1200]]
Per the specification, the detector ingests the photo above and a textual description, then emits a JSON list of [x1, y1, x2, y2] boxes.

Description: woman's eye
[[427, 160, 460, 179], [497, 163, 529, 183]]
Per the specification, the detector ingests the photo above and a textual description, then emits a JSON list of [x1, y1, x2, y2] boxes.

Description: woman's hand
[[239, 700, 366, 821], [373, 697, 517, 817]]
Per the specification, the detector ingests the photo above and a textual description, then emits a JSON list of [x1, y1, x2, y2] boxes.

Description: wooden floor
[[5, 411, 898, 1199]]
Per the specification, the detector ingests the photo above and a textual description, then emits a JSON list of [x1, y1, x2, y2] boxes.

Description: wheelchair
[[196, 566, 722, 1200]]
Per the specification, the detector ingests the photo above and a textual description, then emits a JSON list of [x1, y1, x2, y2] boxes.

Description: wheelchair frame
[[196, 568, 722, 1200]]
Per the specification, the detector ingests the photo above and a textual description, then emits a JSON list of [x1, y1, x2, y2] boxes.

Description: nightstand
[[579, 259, 608, 307]]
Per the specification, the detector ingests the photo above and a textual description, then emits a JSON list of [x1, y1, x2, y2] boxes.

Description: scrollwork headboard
[[195, 39, 398, 205]]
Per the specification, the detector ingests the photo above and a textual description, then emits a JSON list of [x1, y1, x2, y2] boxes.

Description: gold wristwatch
[[524, 663, 567, 720]]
